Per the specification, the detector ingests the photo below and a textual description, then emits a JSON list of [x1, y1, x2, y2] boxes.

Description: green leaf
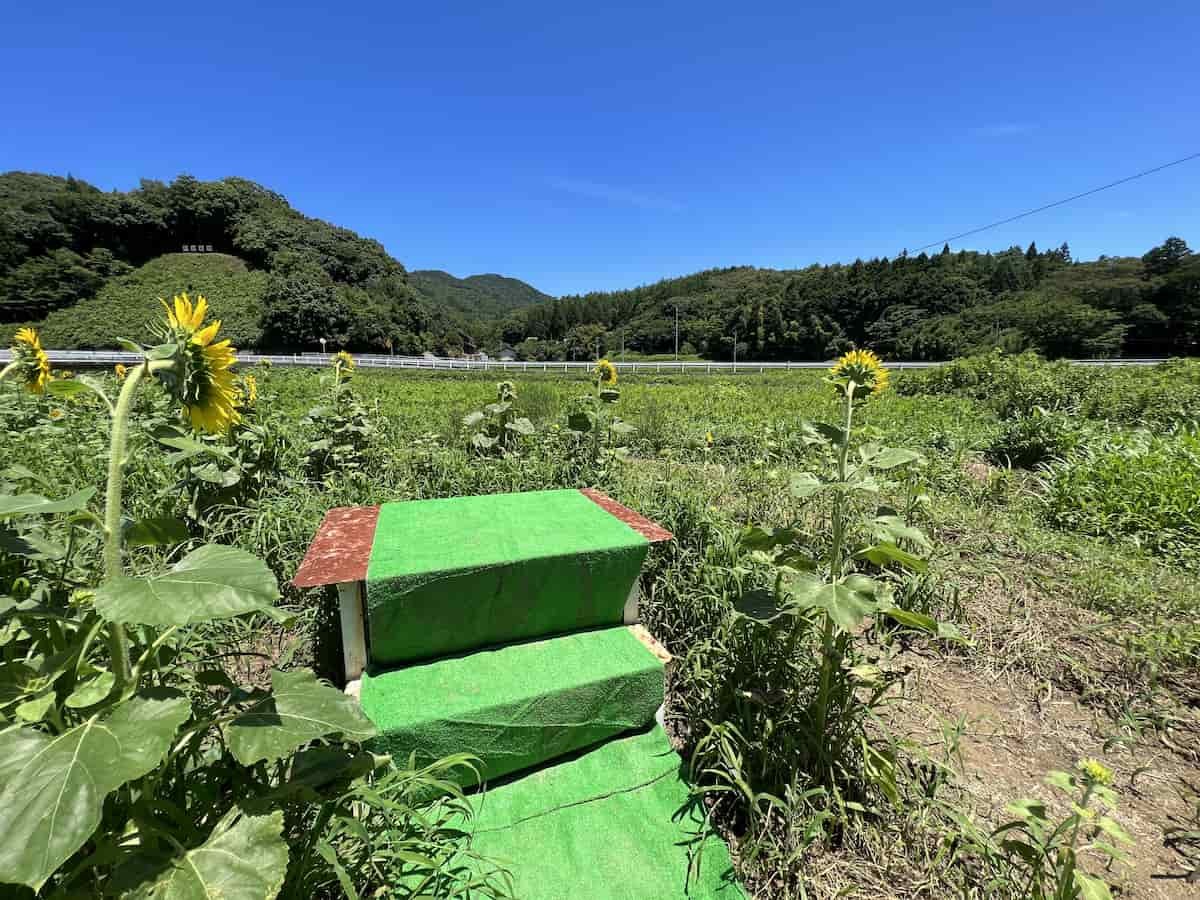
[[94, 545, 282, 626], [856, 542, 928, 573], [144, 342, 179, 361], [15, 691, 56, 723], [116, 339, 143, 353], [506, 417, 536, 435], [156, 434, 232, 464], [0, 487, 96, 520], [738, 525, 799, 551], [599, 388, 620, 403], [872, 515, 931, 548], [610, 420, 636, 435], [266, 747, 386, 802], [879, 607, 938, 635], [47, 375, 109, 406], [127, 811, 288, 900], [789, 472, 823, 498], [864, 447, 924, 469], [784, 575, 879, 631], [0, 692, 190, 889], [124, 516, 191, 548], [1073, 872, 1113, 900], [462, 411, 485, 427], [224, 670, 376, 766], [65, 672, 115, 708]]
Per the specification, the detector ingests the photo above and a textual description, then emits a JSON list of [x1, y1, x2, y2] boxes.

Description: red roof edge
[[580, 488, 674, 543], [292, 506, 380, 588]]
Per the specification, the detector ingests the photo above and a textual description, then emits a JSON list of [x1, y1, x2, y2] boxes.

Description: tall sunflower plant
[[0, 299, 389, 897], [302, 351, 374, 480], [727, 350, 962, 805], [566, 358, 636, 471]]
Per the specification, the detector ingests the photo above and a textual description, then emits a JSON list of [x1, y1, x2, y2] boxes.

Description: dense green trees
[[3, 170, 1195, 360], [503, 238, 1195, 360], [1, 172, 458, 352]]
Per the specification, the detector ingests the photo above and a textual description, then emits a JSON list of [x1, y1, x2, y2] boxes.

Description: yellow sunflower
[[332, 351, 355, 375], [9, 327, 52, 394], [115, 363, 128, 380], [829, 349, 889, 401], [238, 372, 258, 408], [157, 293, 241, 433], [596, 359, 618, 385], [1076, 758, 1113, 787]]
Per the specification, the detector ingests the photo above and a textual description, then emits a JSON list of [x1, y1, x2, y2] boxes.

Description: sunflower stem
[[101, 361, 153, 693], [0, 361, 18, 382]]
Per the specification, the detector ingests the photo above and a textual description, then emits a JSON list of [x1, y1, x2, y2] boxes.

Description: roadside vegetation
[[1, 316, 1197, 896]]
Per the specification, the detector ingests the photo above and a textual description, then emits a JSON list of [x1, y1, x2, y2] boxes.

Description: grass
[[2, 356, 1198, 897], [0, 253, 267, 349]]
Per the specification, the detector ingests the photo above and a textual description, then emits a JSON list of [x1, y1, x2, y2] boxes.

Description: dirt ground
[[884, 567, 1200, 898]]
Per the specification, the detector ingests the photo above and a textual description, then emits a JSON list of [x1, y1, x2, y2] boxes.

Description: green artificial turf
[[365, 489, 648, 665], [467, 724, 744, 899], [360, 626, 664, 785]]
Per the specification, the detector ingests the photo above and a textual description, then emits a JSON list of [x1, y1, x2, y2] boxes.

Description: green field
[[2, 351, 1198, 898]]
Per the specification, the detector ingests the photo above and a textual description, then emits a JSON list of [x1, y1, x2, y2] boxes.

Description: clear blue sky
[[3, 1, 1198, 297]]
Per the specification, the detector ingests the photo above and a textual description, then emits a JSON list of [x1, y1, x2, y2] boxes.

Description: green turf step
[[365, 490, 650, 666], [466, 724, 744, 899], [359, 626, 664, 786]]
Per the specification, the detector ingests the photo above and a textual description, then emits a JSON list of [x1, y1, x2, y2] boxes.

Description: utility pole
[[674, 305, 680, 360]]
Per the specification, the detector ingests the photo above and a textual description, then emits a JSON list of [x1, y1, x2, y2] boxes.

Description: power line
[[911, 151, 1200, 253]]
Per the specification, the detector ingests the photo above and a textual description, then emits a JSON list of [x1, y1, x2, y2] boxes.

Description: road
[[0, 349, 1177, 375]]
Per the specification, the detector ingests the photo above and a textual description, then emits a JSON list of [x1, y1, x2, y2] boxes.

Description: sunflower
[[238, 373, 258, 408], [8, 327, 52, 394], [333, 351, 355, 372], [114, 363, 128, 380], [157, 293, 241, 433], [829, 349, 889, 401], [596, 359, 618, 385], [1076, 758, 1113, 787]]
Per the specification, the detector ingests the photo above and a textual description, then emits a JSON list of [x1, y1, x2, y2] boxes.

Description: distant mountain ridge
[[409, 270, 552, 321]]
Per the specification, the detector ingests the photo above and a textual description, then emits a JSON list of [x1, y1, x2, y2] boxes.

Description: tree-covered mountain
[[498, 240, 1199, 361], [0, 171, 472, 353], [4, 171, 1196, 360], [409, 270, 552, 320]]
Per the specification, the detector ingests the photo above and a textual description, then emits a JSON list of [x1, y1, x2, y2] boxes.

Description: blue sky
[[3, 1, 1198, 296]]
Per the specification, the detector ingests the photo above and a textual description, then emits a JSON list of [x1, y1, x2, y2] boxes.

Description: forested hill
[[0, 172, 492, 354], [500, 240, 1199, 361], [4, 171, 1196, 360], [409, 270, 552, 320]]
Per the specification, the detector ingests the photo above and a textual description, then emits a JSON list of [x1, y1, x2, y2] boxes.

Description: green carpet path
[[365, 490, 649, 665], [466, 725, 744, 899], [360, 626, 664, 785]]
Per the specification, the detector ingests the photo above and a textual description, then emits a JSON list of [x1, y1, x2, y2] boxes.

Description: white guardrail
[[0, 349, 1176, 374]]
